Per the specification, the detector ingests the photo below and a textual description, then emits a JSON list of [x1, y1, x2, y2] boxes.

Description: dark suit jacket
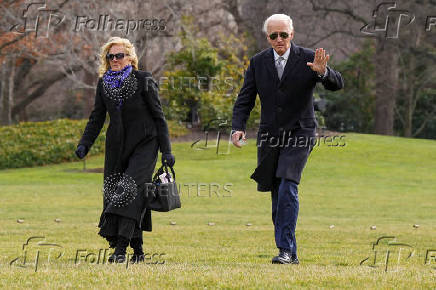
[[232, 43, 343, 190]]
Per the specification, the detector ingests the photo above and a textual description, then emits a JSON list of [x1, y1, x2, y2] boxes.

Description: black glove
[[75, 144, 89, 159], [161, 152, 175, 167]]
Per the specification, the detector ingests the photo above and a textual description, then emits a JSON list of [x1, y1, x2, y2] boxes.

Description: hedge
[[0, 119, 187, 169]]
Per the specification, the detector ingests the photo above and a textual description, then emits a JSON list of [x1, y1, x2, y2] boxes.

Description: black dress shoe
[[272, 249, 292, 264]]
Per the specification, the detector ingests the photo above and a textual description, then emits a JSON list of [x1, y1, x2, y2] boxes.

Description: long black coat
[[232, 43, 344, 190], [78, 70, 171, 231]]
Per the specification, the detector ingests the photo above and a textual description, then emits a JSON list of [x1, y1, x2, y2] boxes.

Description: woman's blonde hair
[[98, 37, 139, 77]]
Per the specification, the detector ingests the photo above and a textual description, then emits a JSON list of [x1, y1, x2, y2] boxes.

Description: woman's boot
[[108, 236, 129, 263], [129, 237, 144, 263], [106, 236, 117, 249]]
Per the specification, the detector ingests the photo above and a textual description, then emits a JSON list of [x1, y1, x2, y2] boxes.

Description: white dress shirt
[[273, 47, 328, 78], [273, 47, 290, 69]]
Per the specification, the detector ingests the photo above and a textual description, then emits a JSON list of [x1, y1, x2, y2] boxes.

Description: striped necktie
[[277, 56, 284, 80]]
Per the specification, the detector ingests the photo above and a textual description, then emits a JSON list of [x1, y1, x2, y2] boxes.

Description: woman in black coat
[[75, 37, 175, 264]]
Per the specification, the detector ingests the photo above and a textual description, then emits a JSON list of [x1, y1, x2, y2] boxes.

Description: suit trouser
[[271, 177, 299, 259], [255, 124, 315, 258]]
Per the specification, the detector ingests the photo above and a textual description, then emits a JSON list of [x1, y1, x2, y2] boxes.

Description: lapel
[[263, 48, 280, 86], [278, 42, 301, 87]]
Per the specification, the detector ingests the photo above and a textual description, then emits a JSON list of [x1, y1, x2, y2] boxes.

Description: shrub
[[0, 118, 187, 169]]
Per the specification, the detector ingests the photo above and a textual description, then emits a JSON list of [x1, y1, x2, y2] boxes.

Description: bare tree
[[0, 0, 75, 124], [0, 0, 180, 122], [307, 0, 402, 135], [395, 0, 436, 137]]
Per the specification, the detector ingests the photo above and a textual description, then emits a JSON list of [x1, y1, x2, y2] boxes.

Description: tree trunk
[[374, 39, 398, 135], [1, 57, 15, 125], [0, 61, 3, 124], [403, 55, 416, 138], [83, 68, 96, 117]]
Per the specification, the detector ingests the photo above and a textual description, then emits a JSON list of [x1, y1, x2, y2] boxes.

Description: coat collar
[[273, 47, 291, 62], [263, 42, 301, 87]]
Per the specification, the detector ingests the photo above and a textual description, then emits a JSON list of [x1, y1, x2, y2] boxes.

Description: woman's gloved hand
[[75, 144, 89, 159], [161, 152, 175, 167]]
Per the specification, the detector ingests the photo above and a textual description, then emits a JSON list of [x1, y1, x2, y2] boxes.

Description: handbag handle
[[162, 164, 176, 180], [152, 164, 176, 182]]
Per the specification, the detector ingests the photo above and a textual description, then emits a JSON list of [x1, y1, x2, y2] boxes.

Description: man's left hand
[[307, 48, 329, 75]]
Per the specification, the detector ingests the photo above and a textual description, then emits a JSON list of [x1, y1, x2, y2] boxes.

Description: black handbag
[[144, 164, 181, 212]]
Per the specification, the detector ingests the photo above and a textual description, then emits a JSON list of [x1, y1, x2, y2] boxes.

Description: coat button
[[277, 107, 282, 112]]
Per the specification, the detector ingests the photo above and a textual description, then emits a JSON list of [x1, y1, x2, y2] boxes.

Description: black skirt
[[98, 213, 142, 240], [98, 137, 158, 235]]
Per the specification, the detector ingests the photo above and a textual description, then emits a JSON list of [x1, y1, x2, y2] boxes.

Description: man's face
[[266, 20, 293, 56]]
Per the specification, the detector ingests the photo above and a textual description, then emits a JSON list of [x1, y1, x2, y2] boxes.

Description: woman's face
[[107, 44, 131, 71]]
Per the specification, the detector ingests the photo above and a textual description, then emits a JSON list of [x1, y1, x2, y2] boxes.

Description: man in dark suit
[[231, 14, 343, 264]]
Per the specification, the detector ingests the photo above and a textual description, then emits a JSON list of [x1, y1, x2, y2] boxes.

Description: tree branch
[[11, 65, 81, 117]]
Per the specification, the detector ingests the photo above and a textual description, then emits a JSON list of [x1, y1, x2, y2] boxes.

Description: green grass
[[0, 133, 435, 289]]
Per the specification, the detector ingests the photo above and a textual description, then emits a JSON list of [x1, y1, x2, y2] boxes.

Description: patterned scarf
[[103, 64, 133, 88]]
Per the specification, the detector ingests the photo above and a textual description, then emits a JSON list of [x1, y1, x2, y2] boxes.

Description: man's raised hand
[[307, 48, 330, 75]]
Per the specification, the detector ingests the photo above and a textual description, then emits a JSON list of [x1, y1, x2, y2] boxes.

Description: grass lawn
[[0, 133, 435, 289]]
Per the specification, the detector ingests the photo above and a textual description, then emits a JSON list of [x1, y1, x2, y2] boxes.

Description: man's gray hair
[[263, 14, 294, 34]]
